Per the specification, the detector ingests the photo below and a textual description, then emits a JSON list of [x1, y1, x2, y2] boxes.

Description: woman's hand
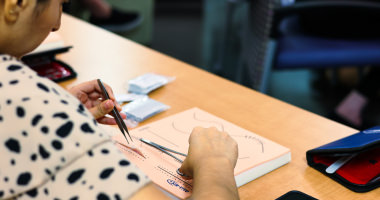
[[179, 126, 238, 179], [179, 127, 239, 199], [68, 79, 125, 124]]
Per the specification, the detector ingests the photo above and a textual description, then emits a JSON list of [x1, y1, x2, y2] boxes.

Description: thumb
[[178, 158, 193, 180], [89, 100, 114, 119]]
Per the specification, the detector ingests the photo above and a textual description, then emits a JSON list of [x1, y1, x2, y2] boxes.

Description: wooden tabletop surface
[[57, 14, 379, 200]]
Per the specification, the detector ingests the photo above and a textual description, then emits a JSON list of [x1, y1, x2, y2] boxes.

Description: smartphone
[[276, 190, 318, 200]]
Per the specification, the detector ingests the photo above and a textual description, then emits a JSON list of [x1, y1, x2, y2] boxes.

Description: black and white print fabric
[[0, 55, 149, 199]]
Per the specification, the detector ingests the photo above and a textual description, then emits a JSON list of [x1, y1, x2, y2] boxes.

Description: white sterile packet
[[122, 97, 170, 122], [115, 93, 148, 104], [128, 73, 175, 94]]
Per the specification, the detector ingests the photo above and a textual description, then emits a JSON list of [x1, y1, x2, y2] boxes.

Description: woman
[[0, 0, 239, 199]]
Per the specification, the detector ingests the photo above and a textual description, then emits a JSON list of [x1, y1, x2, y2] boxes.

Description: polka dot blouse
[[0, 55, 150, 199]]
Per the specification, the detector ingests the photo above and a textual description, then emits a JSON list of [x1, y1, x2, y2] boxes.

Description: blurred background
[[64, 0, 380, 130]]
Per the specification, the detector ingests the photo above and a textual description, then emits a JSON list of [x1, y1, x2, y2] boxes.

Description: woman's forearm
[[191, 157, 239, 200]]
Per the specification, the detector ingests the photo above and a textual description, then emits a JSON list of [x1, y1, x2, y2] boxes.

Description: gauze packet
[[128, 73, 175, 94], [122, 97, 170, 122], [115, 93, 147, 104]]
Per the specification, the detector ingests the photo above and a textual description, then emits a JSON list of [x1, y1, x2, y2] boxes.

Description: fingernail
[[105, 100, 113, 109], [176, 168, 188, 177]]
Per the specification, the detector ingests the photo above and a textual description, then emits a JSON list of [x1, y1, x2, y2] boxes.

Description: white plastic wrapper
[[115, 93, 148, 104], [128, 73, 175, 94], [122, 97, 170, 122]]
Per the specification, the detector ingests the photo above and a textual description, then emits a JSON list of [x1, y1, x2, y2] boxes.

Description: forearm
[[191, 157, 239, 200]]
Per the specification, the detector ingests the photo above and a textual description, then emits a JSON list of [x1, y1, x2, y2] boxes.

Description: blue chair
[[256, 0, 380, 92]]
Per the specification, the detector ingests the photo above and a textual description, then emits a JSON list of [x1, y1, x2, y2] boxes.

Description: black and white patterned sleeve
[[0, 55, 150, 199]]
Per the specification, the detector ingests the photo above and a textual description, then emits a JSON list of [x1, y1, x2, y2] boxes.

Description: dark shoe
[[89, 8, 143, 32]]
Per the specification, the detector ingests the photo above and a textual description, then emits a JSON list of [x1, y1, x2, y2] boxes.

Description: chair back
[[241, 0, 284, 90]]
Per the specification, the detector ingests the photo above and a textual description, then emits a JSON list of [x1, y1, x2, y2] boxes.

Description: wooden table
[[57, 14, 379, 200]]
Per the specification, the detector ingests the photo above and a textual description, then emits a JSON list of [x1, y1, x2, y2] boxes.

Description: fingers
[[70, 80, 123, 112], [71, 79, 116, 101], [178, 126, 203, 179], [178, 159, 193, 180], [95, 80, 122, 112], [96, 113, 126, 125], [88, 92, 122, 112], [102, 82, 116, 101], [97, 117, 118, 125], [179, 127, 239, 180], [88, 99, 127, 125], [89, 99, 114, 119], [93, 80, 116, 101]]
